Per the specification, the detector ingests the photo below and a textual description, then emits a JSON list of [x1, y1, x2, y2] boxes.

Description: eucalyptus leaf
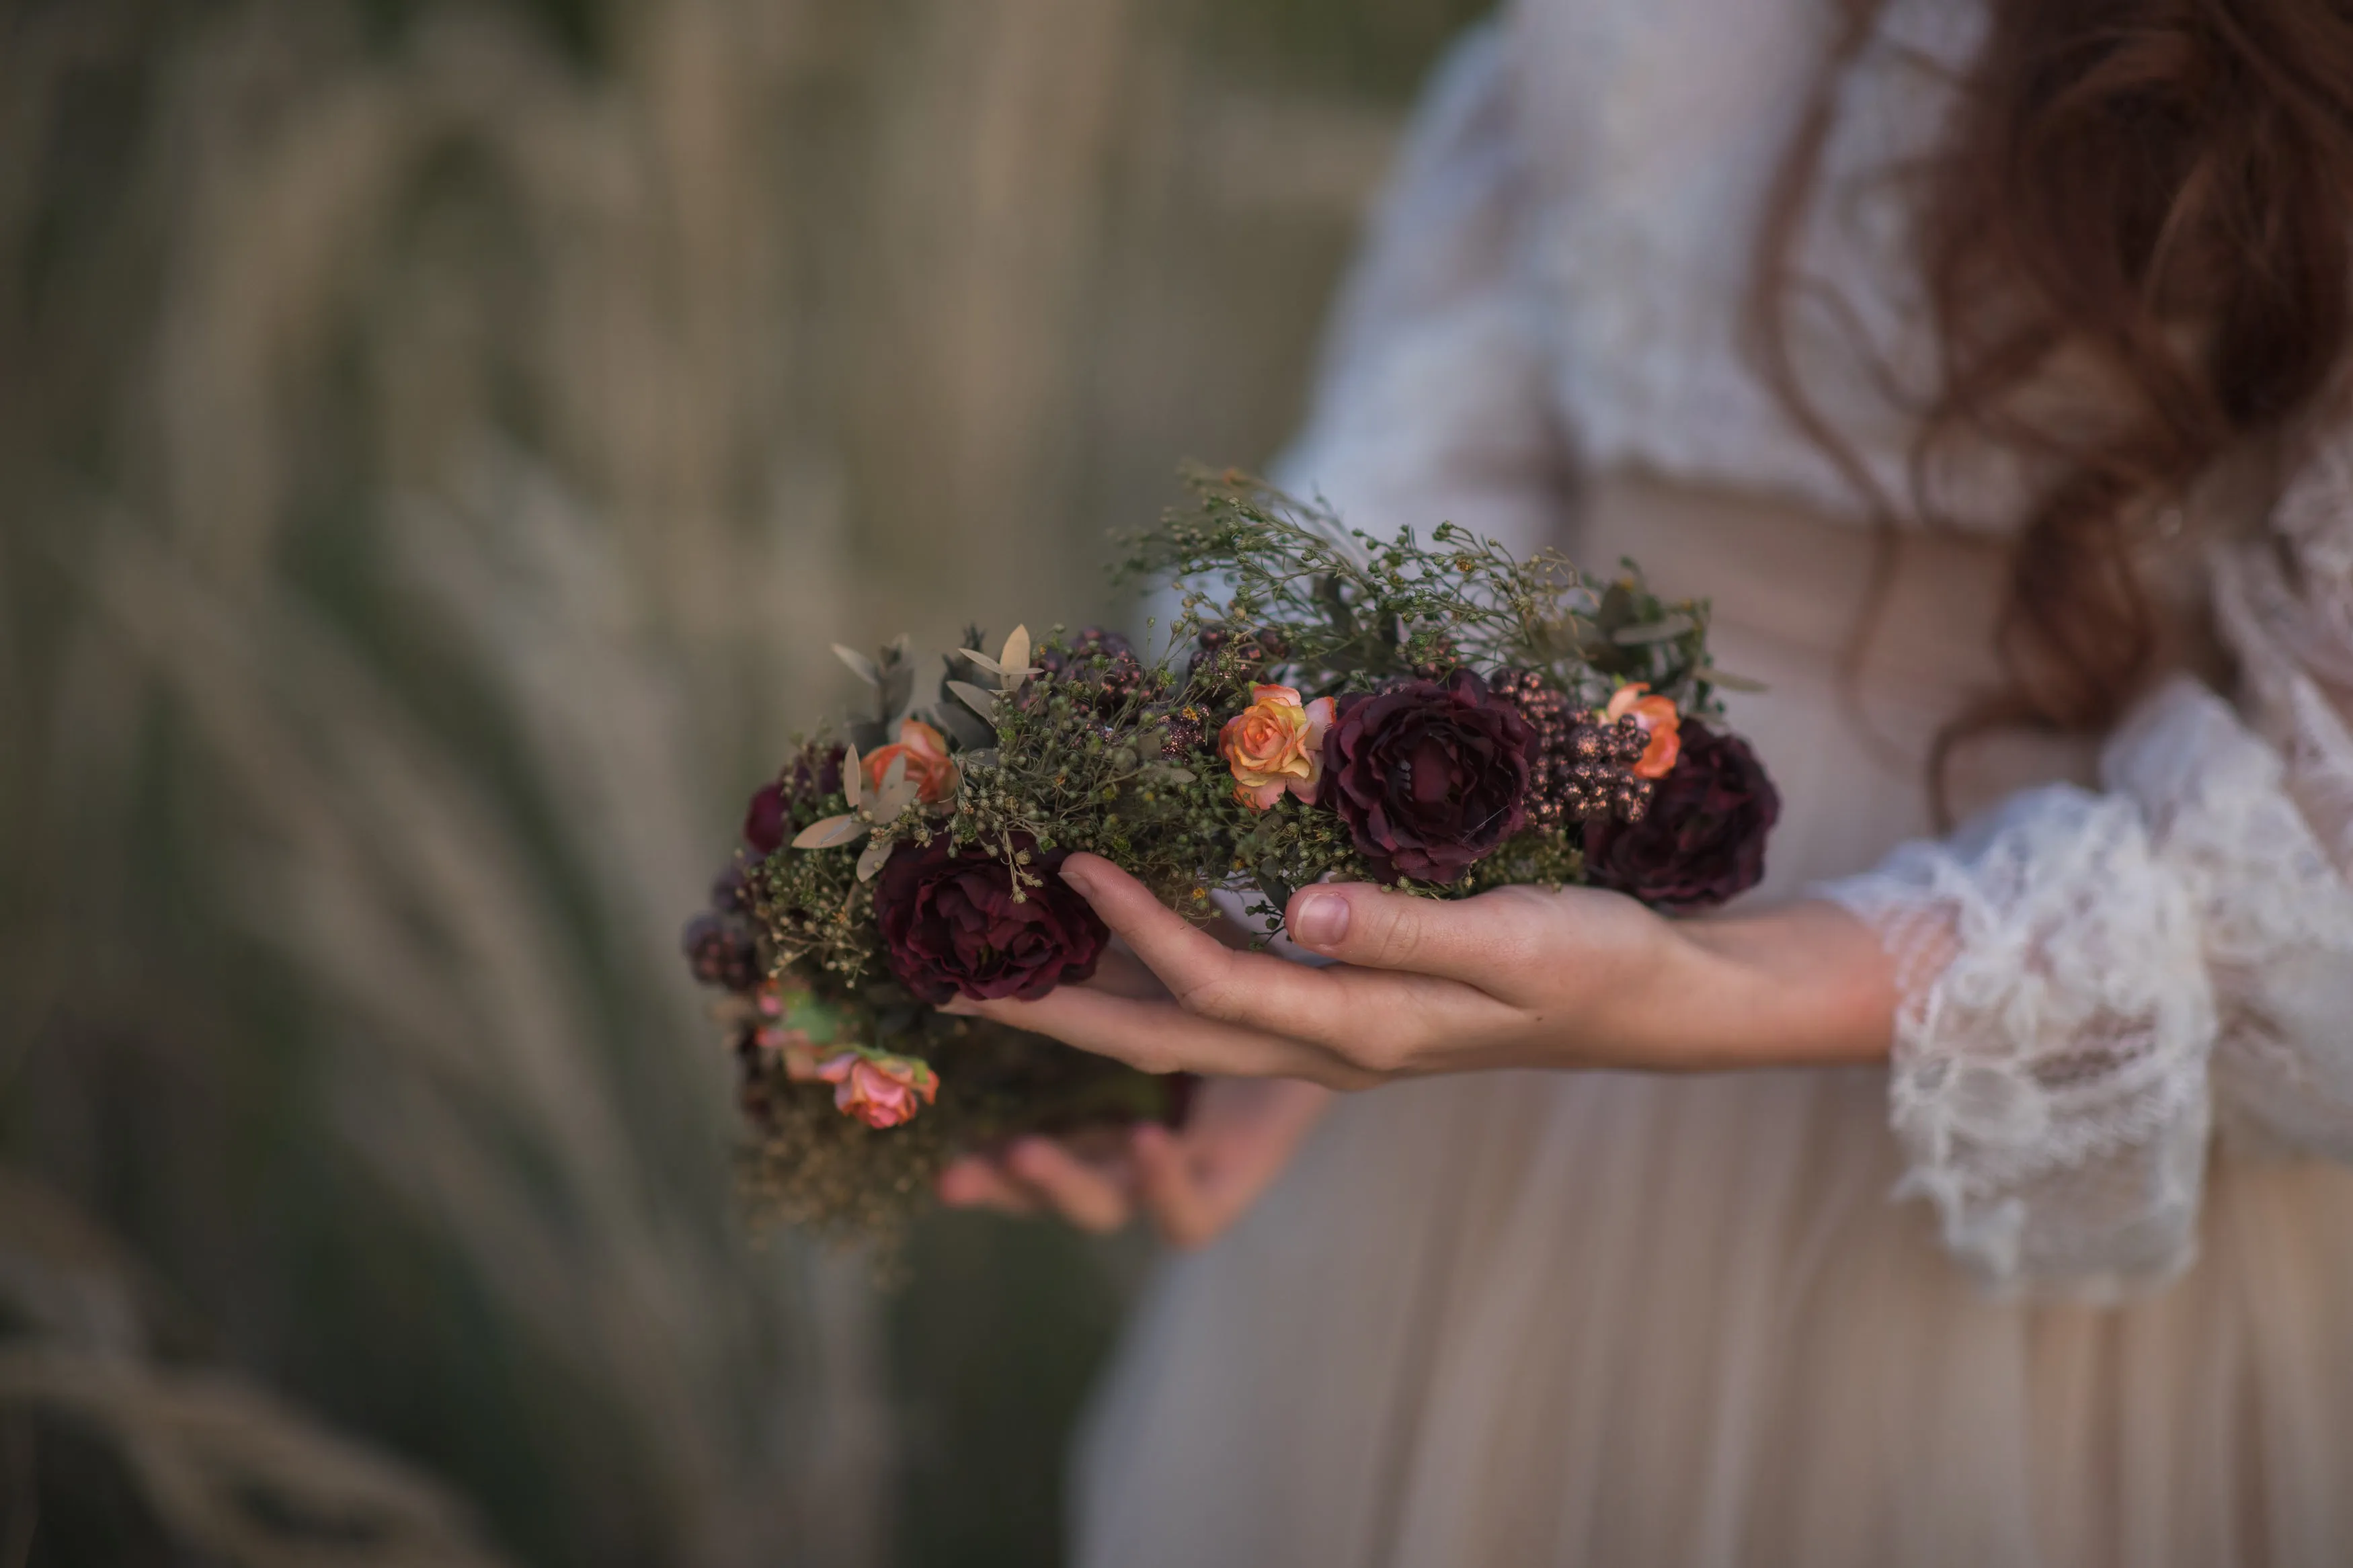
[[998, 624, 1031, 678], [879, 651, 916, 726], [1596, 581, 1636, 632], [1694, 665, 1769, 693], [1256, 866, 1297, 920], [949, 680, 998, 719], [842, 743, 864, 808], [791, 813, 869, 850], [832, 643, 882, 687], [856, 836, 895, 883], [846, 718, 889, 753], [931, 700, 994, 750], [872, 776, 918, 823], [1146, 764, 1195, 786], [1610, 614, 1696, 645]]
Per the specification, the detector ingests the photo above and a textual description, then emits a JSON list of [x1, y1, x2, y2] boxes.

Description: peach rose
[[863, 717, 958, 804], [1604, 682, 1682, 780], [1220, 683, 1337, 810], [815, 1050, 939, 1129]]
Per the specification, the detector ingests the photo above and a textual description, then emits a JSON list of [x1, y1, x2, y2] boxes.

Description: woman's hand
[[935, 1075, 1333, 1247], [941, 853, 1898, 1087]]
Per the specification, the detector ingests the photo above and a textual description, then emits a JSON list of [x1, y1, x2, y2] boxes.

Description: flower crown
[[684, 474, 1779, 1236]]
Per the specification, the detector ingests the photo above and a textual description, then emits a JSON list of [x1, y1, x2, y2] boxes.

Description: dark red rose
[[744, 743, 847, 854], [873, 835, 1109, 1004], [786, 743, 846, 801], [1581, 720, 1778, 912], [1320, 669, 1538, 884], [743, 784, 788, 854]]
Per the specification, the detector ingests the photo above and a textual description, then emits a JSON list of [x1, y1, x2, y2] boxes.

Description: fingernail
[[1291, 889, 1349, 949], [1060, 857, 1098, 897]]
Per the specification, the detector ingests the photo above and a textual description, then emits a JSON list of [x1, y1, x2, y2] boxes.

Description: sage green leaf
[[871, 774, 919, 823], [932, 701, 994, 749], [832, 643, 882, 686], [856, 835, 895, 883], [790, 813, 868, 850], [1610, 613, 1696, 645], [842, 743, 864, 808], [948, 680, 997, 719]]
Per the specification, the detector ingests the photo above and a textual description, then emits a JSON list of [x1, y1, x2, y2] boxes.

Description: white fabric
[[1074, 3, 2353, 1562], [1285, 0, 2353, 1298]]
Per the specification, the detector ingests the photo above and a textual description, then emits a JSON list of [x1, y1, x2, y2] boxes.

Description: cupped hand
[[942, 853, 1897, 1086], [934, 1075, 1332, 1247]]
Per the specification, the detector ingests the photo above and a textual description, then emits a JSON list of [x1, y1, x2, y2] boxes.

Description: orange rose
[[814, 1050, 939, 1129], [1220, 683, 1337, 810], [1604, 682, 1682, 780], [863, 716, 958, 804]]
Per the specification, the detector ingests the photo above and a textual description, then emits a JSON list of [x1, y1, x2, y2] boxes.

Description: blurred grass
[[0, 0, 1483, 1562]]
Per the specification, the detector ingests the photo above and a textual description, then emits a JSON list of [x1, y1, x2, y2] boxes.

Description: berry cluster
[[1489, 669, 1654, 828], [1188, 624, 1289, 692], [682, 868, 762, 991], [1037, 626, 1153, 712], [1153, 702, 1209, 759]]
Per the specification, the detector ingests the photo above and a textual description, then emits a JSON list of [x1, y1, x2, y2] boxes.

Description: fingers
[[936, 1140, 1134, 1232], [1054, 856, 1468, 1064], [936, 1155, 1039, 1214], [949, 983, 1381, 1087], [1283, 880, 1549, 989], [1002, 1138, 1131, 1233], [1130, 1122, 1218, 1249], [1060, 854, 1274, 1004]]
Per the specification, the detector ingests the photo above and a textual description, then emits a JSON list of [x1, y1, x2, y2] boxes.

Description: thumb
[[1283, 880, 1533, 982]]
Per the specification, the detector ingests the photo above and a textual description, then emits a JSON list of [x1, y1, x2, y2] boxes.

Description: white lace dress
[[1073, 3, 2353, 1563]]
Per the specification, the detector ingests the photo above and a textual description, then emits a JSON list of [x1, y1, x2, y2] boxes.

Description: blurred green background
[[0, 0, 1482, 1561]]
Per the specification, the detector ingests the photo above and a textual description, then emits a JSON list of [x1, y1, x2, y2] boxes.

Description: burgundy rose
[[873, 835, 1110, 1004], [744, 743, 847, 854], [743, 783, 789, 855], [1320, 669, 1538, 884], [1581, 719, 1778, 912]]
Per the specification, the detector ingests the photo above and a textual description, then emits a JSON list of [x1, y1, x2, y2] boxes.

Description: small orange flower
[[1220, 683, 1337, 809], [863, 717, 958, 803], [815, 1050, 939, 1129], [1605, 682, 1681, 780]]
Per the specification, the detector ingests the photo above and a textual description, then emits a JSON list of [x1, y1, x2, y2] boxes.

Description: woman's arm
[[943, 857, 1898, 1087]]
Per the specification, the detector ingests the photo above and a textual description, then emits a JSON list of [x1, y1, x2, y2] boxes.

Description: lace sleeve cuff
[[1819, 784, 2215, 1299], [1819, 670, 2353, 1298]]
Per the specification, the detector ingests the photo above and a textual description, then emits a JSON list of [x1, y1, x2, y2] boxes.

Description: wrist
[[1648, 900, 1897, 1069]]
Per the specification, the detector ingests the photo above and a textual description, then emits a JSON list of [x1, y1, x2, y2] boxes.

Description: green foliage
[[1127, 469, 1722, 714], [727, 474, 1729, 1234]]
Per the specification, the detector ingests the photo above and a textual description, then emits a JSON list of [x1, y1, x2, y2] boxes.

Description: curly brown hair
[[1755, 0, 2353, 817]]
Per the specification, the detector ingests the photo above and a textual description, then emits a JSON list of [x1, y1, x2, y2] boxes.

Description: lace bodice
[[1278, 2, 2353, 1297]]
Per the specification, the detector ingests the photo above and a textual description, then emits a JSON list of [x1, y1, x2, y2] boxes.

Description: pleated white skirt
[[1070, 476, 2353, 1567]]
